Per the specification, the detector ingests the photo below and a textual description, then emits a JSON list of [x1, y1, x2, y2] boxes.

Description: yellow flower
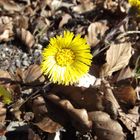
[[128, 0, 140, 15], [41, 31, 92, 85]]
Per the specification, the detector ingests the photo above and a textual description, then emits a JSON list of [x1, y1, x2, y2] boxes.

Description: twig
[[117, 30, 140, 40], [8, 81, 52, 109], [92, 16, 129, 56]]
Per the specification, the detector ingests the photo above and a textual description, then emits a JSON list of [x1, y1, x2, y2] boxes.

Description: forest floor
[[0, 0, 140, 140]]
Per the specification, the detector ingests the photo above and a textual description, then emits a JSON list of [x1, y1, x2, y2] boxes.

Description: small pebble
[[22, 53, 27, 58], [15, 59, 21, 67]]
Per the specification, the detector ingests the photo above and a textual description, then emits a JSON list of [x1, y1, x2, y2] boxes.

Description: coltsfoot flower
[[128, 0, 140, 15], [41, 31, 92, 85]]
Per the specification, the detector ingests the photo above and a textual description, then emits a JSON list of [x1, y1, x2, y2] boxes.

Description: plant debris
[[0, 0, 140, 140]]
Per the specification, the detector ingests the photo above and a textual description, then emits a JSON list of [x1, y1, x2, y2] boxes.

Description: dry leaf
[[118, 107, 139, 132], [59, 14, 72, 28], [134, 124, 140, 140], [100, 42, 132, 77], [51, 0, 74, 10], [31, 96, 48, 120], [89, 111, 125, 140], [51, 85, 104, 111], [33, 17, 50, 38], [32, 96, 66, 133], [0, 102, 6, 123], [23, 64, 45, 84], [0, 30, 11, 42], [112, 67, 133, 82], [10, 99, 24, 121], [46, 94, 92, 132], [15, 64, 45, 85], [0, 70, 12, 85], [113, 85, 137, 109], [86, 21, 109, 47], [101, 79, 120, 118], [104, 0, 118, 12], [16, 28, 35, 49], [35, 117, 62, 133], [0, 16, 13, 42], [72, 0, 95, 14], [28, 128, 41, 140], [13, 15, 29, 29], [0, 0, 22, 12], [0, 124, 6, 136]]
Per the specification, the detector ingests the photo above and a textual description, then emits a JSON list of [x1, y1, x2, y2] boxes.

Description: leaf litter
[[0, 0, 140, 140]]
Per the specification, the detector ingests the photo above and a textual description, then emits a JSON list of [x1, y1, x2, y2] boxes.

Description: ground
[[0, 0, 140, 140]]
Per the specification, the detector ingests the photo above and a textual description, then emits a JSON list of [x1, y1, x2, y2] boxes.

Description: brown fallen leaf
[[50, 0, 73, 11], [16, 28, 35, 49], [0, 70, 21, 104], [0, 16, 13, 42], [72, 0, 95, 14], [0, 102, 6, 123], [104, 0, 118, 13], [51, 85, 104, 111], [28, 128, 41, 140], [59, 14, 72, 28], [22, 64, 45, 84], [118, 106, 139, 132], [100, 42, 132, 77], [10, 99, 24, 121], [112, 67, 133, 83], [113, 85, 137, 109], [101, 79, 120, 118], [13, 15, 29, 29], [15, 64, 45, 85], [33, 17, 50, 40], [86, 21, 109, 47], [0, 0, 22, 12], [0, 70, 12, 85], [32, 96, 67, 133], [0, 30, 11, 42], [35, 117, 63, 134], [46, 94, 92, 132], [134, 124, 140, 140], [0, 124, 6, 136], [89, 111, 125, 140]]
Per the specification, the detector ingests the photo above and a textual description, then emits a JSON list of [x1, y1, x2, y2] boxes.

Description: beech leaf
[[100, 42, 132, 77], [89, 111, 125, 140]]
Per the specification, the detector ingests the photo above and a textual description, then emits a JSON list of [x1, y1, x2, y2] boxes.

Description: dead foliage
[[0, 0, 140, 140]]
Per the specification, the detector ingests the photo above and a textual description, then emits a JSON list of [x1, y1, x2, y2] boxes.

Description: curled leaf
[[86, 21, 109, 47], [51, 85, 104, 111], [16, 28, 35, 48], [46, 94, 92, 132], [32, 96, 66, 133], [89, 111, 125, 140]]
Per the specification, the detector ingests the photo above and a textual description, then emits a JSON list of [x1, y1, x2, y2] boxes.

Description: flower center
[[55, 49, 75, 66]]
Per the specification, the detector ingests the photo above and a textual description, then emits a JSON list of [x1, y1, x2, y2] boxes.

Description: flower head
[[128, 0, 140, 15], [41, 31, 92, 85]]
